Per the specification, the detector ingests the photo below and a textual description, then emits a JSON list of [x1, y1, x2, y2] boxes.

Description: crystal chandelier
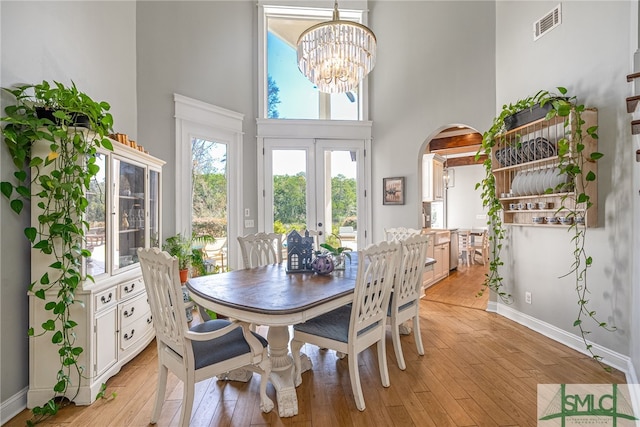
[[296, 1, 376, 93]]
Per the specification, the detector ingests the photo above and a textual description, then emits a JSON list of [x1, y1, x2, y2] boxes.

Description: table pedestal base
[[267, 325, 316, 417]]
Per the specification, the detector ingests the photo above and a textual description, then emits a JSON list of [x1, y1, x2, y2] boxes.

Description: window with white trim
[[259, 2, 370, 120]]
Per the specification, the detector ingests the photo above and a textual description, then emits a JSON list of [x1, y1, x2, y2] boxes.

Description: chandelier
[[296, 1, 377, 93]]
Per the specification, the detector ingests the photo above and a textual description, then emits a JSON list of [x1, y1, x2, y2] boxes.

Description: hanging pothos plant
[[1, 81, 115, 424], [475, 87, 614, 369]]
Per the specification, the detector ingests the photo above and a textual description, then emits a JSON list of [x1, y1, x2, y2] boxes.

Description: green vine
[[476, 87, 613, 368], [475, 91, 548, 302], [1, 81, 114, 424]]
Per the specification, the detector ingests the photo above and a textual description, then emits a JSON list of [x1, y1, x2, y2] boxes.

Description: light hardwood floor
[[6, 265, 627, 427]]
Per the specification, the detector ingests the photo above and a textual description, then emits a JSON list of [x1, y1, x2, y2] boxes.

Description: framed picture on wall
[[383, 177, 405, 205]]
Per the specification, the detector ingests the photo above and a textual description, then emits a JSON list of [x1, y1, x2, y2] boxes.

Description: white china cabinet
[[27, 137, 164, 408]]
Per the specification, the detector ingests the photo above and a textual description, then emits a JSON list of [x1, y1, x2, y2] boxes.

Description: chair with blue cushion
[[290, 240, 401, 411], [388, 234, 430, 370], [137, 248, 274, 426]]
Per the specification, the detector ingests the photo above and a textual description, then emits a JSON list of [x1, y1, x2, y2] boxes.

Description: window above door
[[258, 2, 371, 121]]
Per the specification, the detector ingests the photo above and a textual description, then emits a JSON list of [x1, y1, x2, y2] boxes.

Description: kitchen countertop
[[422, 228, 451, 244]]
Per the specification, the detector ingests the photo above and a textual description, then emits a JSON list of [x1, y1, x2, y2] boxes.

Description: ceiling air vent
[[533, 4, 561, 41]]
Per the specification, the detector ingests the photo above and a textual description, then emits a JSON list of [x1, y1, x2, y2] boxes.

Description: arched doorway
[[419, 124, 486, 230]]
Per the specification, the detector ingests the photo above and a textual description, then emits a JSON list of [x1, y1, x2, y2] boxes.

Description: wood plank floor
[[6, 267, 627, 427], [424, 262, 489, 310]]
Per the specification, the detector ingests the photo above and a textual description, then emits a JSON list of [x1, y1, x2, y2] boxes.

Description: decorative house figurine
[[286, 230, 314, 272]]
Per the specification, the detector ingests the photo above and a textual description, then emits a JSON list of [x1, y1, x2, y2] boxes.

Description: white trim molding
[[1, 386, 27, 425], [496, 303, 635, 377], [174, 94, 244, 270]]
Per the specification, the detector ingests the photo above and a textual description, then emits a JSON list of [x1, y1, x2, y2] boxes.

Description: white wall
[[495, 1, 633, 357], [0, 0, 137, 412], [368, 1, 497, 238], [135, 1, 257, 240], [446, 164, 487, 230]]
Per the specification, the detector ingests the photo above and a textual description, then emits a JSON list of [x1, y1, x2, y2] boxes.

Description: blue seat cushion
[[293, 304, 380, 343], [387, 292, 417, 316], [189, 319, 268, 370]]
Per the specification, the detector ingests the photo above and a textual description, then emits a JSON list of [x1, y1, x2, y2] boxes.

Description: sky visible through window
[[267, 31, 357, 120], [268, 32, 319, 119]]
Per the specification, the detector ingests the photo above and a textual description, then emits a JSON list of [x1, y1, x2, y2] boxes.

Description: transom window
[[259, 3, 370, 120]]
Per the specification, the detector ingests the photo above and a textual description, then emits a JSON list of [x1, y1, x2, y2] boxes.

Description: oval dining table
[[186, 258, 359, 417]]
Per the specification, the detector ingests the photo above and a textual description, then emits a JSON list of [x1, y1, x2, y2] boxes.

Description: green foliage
[[163, 233, 193, 270], [0, 80, 114, 423], [267, 75, 281, 119], [319, 236, 352, 261], [163, 232, 215, 274], [476, 87, 612, 369], [273, 173, 357, 230]]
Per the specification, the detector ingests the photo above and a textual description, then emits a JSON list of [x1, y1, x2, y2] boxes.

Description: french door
[[261, 138, 368, 250]]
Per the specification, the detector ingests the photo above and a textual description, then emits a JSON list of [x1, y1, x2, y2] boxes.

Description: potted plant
[[320, 234, 352, 270], [163, 233, 193, 282], [1, 80, 114, 423], [163, 233, 216, 282]]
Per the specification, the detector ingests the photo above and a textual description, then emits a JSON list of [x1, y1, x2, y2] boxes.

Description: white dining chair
[[290, 240, 401, 411], [471, 230, 489, 265], [387, 234, 430, 370], [458, 230, 473, 266], [237, 232, 283, 268], [384, 226, 422, 242], [137, 248, 274, 426]]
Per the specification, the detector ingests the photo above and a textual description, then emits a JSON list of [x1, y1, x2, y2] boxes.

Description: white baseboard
[[486, 300, 498, 313], [1, 386, 27, 425], [496, 304, 633, 376]]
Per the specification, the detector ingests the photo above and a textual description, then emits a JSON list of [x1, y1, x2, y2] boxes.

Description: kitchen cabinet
[[433, 242, 450, 282], [28, 136, 164, 408], [422, 153, 445, 202], [422, 230, 450, 289], [492, 109, 598, 227]]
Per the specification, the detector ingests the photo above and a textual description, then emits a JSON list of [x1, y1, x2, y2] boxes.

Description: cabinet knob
[[147, 316, 153, 324], [124, 283, 135, 293], [124, 307, 135, 318], [124, 329, 135, 341], [101, 293, 113, 304]]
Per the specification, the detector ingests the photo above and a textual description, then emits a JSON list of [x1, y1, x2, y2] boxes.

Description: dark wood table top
[[186, 257, 359, 326]]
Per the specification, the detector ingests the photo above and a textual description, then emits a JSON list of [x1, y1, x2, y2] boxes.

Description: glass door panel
[[149, 169, 160, 248], [316, 146, 359, 251], [113, 157, 145, 273], [191, 138, 229, 273], [86, 152, 107, 277], [264, 139, 365, 254]]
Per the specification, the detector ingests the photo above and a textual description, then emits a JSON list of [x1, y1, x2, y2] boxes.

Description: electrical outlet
[[244, 208, 250, 217], [525, 291, 532, 304]]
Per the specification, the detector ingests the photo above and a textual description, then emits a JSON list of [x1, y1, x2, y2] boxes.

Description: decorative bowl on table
[[532, 217, 545, 224], [311, 253, 334, 275]]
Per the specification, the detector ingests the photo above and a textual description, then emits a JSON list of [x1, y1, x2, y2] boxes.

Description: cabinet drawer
[[119, 313, 154, 352], [95, 288, 117, 312], [118, 277, 144, 299], [119, 293, 150, 328]]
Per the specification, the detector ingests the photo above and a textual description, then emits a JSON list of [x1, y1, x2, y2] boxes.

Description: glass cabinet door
[[149, 169, 160, 248], [113, 157, 146, 273], [86, 152, 107, 277]]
